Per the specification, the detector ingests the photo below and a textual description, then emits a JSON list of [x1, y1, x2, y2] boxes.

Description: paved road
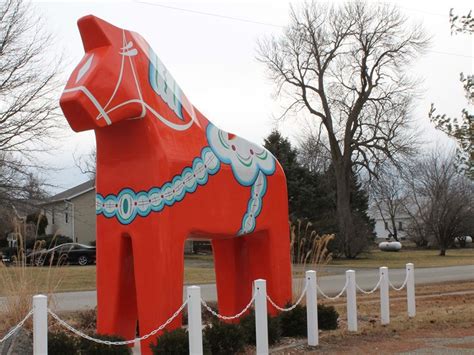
[[3, 264, 467, 312]]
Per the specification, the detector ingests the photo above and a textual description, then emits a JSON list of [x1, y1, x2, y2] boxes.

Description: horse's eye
[[76, 54, 94, 83]]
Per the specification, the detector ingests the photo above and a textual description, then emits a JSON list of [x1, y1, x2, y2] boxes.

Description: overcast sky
[[32, 0, 473, 193]]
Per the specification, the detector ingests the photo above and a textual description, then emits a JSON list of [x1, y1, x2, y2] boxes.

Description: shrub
[[75, 308, 97, 332], [48, 331, 78, 354], [278, 304, 306, 337], [78, 333, 130, 354], [150, 328, 189, 355], [318, 304, 339, 330], [239, 310, 281, 345], [277, 303, 339, 336], [204, 319, 245, 354]]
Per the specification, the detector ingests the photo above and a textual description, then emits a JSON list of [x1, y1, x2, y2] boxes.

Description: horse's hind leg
[[212, 238, 253, 320], [244, 226, 292, 314]]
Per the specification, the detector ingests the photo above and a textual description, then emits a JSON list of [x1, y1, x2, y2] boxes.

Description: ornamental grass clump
[[0, 215, 66, 335], [290, 219, 334, 298]]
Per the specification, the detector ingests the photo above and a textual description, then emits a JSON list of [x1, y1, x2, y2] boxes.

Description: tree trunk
[[437, 233, 448, 256], [334, 162, 356, 258], [390, 216, 399, 241]]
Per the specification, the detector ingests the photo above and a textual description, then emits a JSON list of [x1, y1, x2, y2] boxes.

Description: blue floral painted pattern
[[96, 147, 220, 225], [206, 123, 275, 186], [238, 172, 268, 235]]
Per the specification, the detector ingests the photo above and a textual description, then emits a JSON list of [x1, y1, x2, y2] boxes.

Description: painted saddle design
[[60, 15, 292, 353]]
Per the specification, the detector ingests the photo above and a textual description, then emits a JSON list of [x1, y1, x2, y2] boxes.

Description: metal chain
[[388, 273, 409, 291], [0, 310, 33, 344], [356, 274, 383, 295], [267, 282, 308, 312], [48, 300, 187, 346], [317, 279, 348, 300], [201, 295, 255, 320]]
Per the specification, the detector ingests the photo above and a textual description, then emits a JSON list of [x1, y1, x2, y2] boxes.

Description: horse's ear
[[77, 15, 118, 52]]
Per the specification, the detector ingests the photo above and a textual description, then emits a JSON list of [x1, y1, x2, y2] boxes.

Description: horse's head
[[60, 15, 148, 131]]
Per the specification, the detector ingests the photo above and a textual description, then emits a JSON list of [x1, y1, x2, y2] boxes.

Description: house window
[[399, 221, 403, 231], [384, 221, 388, 230], [65, 212, 68, 223]]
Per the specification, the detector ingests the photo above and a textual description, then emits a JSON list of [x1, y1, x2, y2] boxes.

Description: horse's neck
[[95, 113, 209, 187]]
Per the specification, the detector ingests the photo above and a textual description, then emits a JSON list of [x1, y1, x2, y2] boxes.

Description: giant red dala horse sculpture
[[60, 15, 292, 352]]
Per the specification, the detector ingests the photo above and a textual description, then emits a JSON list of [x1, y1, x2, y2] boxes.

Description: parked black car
[[27, 243, 96, 266]]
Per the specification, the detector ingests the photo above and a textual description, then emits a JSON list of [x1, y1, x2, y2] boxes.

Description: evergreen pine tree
[[264, 130, 374, 257]]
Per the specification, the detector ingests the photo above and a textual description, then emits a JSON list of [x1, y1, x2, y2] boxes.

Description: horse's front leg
[[96, 218, 138, 340], [130, 216, 186, 354]]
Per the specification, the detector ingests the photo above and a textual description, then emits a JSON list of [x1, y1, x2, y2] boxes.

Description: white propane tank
[[379, 241, 402, 252], [455, 236, 472, 244]]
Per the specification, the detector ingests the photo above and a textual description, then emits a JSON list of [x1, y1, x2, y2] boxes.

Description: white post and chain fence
[[306, 271, 319, 347], [254, 279, 269, 355], [379, 267, 390, 325], [406, 263, 416, 317], [186, 286, 203, 355], [0, 264, 416, 354], [33, 295, 48, 355], [346, 270, 358, 331]]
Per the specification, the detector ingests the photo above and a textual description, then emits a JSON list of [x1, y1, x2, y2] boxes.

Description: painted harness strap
[[96, 147, 220, 225]]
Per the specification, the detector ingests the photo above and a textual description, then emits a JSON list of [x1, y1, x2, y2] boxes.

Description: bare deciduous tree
[[298, 132, 331, 173], [370, 167, 408, 241], [403, 151, 474, 256], [257, 1, 428, 257], [0, 0, 62, 206], [74, 147, 96, 179]]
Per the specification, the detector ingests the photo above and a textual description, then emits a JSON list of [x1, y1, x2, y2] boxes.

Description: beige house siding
[[72, 190, 96, 245], [44, 204, 73, 238], [43, 181, 96, 245]]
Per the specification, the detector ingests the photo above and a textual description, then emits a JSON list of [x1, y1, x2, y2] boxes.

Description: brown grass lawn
[[7, 279, 471, 352], [272, 280, 474, 353], [0, 264, 216, 295], [318, 281, 474, 353], [330, 247, 474, 268], [1, 248, 472, 295]]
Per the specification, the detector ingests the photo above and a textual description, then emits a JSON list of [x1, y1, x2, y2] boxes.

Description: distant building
[[370, 207, 411, 241], [41, 180, 95, 245]]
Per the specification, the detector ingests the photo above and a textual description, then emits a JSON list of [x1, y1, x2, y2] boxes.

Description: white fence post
[[254, 279, 269, 355], [346, 270, 357, 332], [406, 263, 416, 318], [306, 270, 318, 347], [187, 286, 203, 355], [379, 266, 390, 325], [33, 294, 48, 355]]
